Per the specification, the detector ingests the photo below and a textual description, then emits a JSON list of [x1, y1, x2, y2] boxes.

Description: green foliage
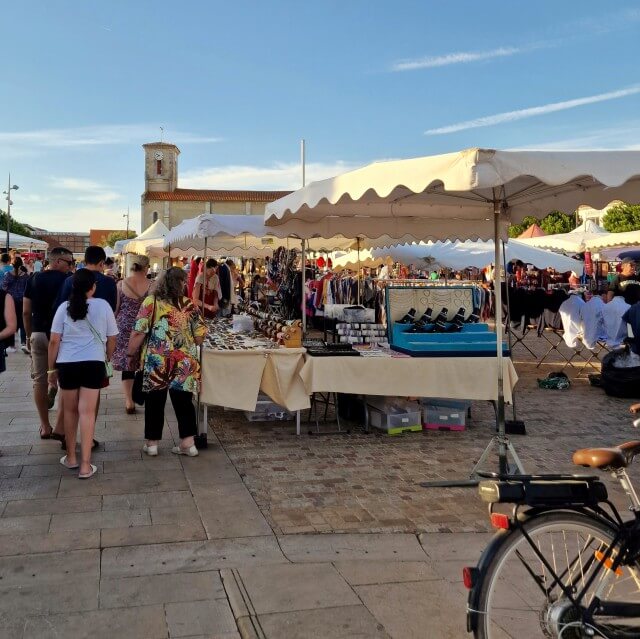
[[508, 215, 540, 238], [104, 230, 137, 247], [539, 210, 576, 235], [0, 211, 32, 237], [602, 203, 640, 232]]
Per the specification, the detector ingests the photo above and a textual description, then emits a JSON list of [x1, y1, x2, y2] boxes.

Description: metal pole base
[[420, 435, 525, 488], [194, 433, 209, 450]]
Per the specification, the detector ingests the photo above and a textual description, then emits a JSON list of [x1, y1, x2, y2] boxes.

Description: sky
[[2, 0, 640, 232]]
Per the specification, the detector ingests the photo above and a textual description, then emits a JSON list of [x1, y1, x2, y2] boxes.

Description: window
[[152, 211, 158, 223], [156, 159, 162, 175]]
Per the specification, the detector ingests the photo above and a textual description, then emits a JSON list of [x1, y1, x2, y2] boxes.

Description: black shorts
[[57, 361, 106, 390]]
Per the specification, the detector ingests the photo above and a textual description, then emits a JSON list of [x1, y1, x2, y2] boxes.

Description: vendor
[[192, 258, 221, 319], [607, 257, 639, 302]]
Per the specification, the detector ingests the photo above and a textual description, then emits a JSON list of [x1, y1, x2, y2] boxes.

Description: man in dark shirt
[[607, 257, 640, 302], [56, 245, 117, 311], [23, 246, 73, 439]]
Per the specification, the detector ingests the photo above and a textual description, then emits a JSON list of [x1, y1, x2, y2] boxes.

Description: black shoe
[[408, 307, 433, 332], [466, 307, 481, 323], [399, 308, 417, 324]]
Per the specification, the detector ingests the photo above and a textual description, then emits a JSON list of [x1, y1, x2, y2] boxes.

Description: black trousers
[[144, 388, 197, 440]]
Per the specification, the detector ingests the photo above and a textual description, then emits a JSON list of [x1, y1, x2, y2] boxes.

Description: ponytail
[[68, 269, 96, 321]]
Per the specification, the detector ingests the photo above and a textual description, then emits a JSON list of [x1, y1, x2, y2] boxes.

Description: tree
[[539, 210, 576, 235], [0, 211, 33, 237], [508, 215, 541, 238], [104, 230, 137, 247], [602, 203, 640, 232]]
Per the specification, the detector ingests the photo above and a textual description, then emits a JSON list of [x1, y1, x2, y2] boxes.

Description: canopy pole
[[196, 237, 208, 449], [357, 237, 362, 305], [301, 239, 307, 334], [493, 204, 507, 472]]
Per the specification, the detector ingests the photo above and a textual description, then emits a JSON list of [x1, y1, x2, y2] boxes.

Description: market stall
[[265, 147, 640, 478], [1, 232, 48, 252]]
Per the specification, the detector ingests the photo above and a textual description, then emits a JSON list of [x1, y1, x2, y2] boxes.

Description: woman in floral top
[[127, 268, 207, 457]]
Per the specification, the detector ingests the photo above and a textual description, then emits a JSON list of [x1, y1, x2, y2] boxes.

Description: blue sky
[[2, 0, 640, 232]]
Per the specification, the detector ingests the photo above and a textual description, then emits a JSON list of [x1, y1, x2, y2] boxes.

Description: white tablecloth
[[200, 348, 310, 411], [300, 354, 518, 403]]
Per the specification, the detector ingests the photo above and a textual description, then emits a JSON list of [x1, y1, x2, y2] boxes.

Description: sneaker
[[171, 445, 199, 457], [20, 344, 30, 354], [143, 444, 158, 456], [5, 347, 16, 354]]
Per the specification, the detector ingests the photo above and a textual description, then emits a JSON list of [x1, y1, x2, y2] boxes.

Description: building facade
[[140, 142, 291, 232], [576, 201, 622, 227]]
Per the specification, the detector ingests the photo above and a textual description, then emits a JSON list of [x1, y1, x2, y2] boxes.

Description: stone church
[[141, 142, 290, 231]]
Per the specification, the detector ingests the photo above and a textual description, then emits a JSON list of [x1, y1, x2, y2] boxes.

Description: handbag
[[85, 316, 113, 379], [132, 296, 157, 406]]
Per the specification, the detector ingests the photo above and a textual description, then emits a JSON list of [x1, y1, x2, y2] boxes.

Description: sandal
[[78, 464, 97, 479], [39, 427, 52, 440], [125, 406, 136, 415], [60, 455, 79, 470]]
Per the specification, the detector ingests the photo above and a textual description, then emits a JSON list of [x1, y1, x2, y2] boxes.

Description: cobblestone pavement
[[211, 337, 640, 535], [1, 337, 639, 638]]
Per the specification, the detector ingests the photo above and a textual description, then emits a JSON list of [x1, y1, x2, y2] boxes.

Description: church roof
[[143, 188, 291, 203]]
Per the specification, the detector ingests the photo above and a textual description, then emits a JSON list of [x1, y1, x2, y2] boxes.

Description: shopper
[[127, 268, 206, 457], [112, 254, 151, 414], [192, 258, 220, 318], [48, 269, 118, 478], [23, 247, 74, 440], [56, 245, 117, 311], [0, 253, 11, 288], [1, 256, 30, 353], [0, 288, 17, 375]]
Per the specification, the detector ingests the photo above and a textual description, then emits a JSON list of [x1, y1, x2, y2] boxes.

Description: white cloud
[[424, 86, 640, 135], [391, 46, 523, 71], [47, 176, 121, 205], [181, 161, 361, 190], [0, 124, 221, 149]]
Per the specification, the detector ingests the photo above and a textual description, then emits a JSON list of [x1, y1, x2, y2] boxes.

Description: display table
[[200, 348, 310, 412], [299, 353, 518, 403]]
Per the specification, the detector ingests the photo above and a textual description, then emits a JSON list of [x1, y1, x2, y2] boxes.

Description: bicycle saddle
[[572, 441, 640, 470]]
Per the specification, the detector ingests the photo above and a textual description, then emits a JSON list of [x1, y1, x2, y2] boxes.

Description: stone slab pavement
[[0, 350, 494, 638]]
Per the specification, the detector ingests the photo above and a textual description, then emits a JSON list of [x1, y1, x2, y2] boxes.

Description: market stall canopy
[[517, 219, 609, 253], [0, 232, 48, 251], [517, 223, 546, 238], [586, 228, 640, 251], [157, 213, 355, 258], [122, 220, 169, 255], [264, 148, 640, 241], [333, 240, 582, 273]]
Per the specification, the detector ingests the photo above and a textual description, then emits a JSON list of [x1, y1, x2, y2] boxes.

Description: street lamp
[[123, 206, 130, 238], [3, 174, 19, 253]]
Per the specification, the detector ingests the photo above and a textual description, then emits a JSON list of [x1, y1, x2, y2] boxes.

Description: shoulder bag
[[132, 295, 157, 405], [85, 314, 113, 379]]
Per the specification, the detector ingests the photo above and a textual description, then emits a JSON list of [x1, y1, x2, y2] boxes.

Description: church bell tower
[[143, 142, 180, 192]]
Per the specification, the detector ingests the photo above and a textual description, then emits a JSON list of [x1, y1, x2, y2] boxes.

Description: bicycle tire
[[474, 510, 640, 639]]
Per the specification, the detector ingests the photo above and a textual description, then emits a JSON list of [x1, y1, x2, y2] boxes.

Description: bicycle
[[465, 435, 640, 638]]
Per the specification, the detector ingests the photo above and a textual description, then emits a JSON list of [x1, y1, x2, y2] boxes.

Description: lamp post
[[3, 175, 19, 253], [123, 207, 130, 238]]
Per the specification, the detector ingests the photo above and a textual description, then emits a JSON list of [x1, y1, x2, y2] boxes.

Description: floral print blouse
[[133, 295, 207, 393]]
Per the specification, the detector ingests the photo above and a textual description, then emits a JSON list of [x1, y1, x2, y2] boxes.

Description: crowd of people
[[0, 245, 211, 478]]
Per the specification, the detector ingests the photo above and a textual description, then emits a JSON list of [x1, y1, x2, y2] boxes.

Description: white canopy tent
[[1, 232, 48, 252], [516, 219, 609, 253], [265, 147, 640, 480], [157, 214, 355, 258], [333, 239, 582, 273], [586, 228, 640, 251], [121, 220, 170, 255]]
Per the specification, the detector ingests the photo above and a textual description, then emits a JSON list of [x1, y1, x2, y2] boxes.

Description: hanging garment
[[603, 296, 631, 348], [581, 296, 608, 350], [559, 294, 585, 348]]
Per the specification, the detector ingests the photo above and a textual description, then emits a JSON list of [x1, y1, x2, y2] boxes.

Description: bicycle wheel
[[475, 511, 640, 639]]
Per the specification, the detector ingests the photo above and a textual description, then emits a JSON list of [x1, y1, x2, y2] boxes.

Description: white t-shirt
[[51, 298, 118, 363]]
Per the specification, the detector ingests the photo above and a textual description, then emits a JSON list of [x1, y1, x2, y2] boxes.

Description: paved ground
[[0, 333, 638, 638]]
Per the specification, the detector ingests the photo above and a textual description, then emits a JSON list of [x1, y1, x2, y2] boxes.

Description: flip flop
[[78, 464, 97, 479], [39, 430, 52, 440], [59, 455, 79, 470]]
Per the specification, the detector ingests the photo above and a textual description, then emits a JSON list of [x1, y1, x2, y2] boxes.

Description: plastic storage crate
[[422, 402, 468, 431], [366, 398, 422, 435], [244, 396, 293, 422]]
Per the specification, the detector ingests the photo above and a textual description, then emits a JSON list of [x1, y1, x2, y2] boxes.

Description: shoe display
[[408, 307, 433, 332], [432, 308, 449, 332], [398, 308, 417, 324], [466, 307, 481, 323]]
